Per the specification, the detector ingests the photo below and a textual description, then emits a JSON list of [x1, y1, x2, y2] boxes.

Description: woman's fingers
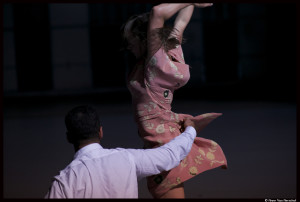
[[194, 3, 213, 8]]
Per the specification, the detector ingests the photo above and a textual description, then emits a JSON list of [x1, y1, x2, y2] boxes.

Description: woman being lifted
[[122, 3, 227, 198]]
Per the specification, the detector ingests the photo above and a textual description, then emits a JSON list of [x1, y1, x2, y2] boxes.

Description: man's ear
[[99, 126, 103, 140]]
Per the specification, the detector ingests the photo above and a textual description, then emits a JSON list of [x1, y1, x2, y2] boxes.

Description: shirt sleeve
[[45, 179, 67, 199], [127, 126, 196, 181]]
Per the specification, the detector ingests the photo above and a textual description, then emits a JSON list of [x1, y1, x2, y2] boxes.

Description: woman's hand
[[194, 3, 213, 8]]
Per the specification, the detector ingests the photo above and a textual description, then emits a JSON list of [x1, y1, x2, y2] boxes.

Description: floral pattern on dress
[[180, 157, 188, 168], [156, 124, 165, 134], [189, 166, 198, 176], [127, 45, 227, 198]]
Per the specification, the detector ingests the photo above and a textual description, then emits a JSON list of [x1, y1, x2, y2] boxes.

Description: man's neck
[[74, 139, 100, 152]]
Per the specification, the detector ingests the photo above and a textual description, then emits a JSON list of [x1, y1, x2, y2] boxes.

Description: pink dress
[[127, 45, 227, 197]]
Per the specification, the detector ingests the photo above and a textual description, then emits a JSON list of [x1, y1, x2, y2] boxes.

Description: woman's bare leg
[[159, 183, 185, 198]]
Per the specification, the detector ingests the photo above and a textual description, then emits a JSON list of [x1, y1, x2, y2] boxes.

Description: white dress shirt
[[45, 126, 196, 198]]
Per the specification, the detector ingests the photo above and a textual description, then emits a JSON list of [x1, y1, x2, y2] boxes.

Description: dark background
[[3, 3, 297, 198]]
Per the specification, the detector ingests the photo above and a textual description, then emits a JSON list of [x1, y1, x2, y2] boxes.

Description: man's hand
[[182, 118, 203, 134], [179, 118, 198, 133], [179, 113, 222, 134], [182, 118, 199, 133]]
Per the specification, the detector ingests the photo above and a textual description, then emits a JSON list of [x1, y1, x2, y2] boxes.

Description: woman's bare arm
[[171, 5, 194, 43], [148, 3, 213, 32], [147, 3, 213, 58], [147, 4, 193, 60], [148, 4, 193, 31]]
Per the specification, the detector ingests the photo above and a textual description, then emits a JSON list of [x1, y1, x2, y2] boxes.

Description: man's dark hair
[[65, 105, 101, 144]]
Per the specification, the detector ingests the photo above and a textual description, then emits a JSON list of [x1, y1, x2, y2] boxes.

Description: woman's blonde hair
[[120, 12, 184, 52]]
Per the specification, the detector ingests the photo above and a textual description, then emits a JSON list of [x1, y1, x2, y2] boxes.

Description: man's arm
[[127, 126, 196, 180]]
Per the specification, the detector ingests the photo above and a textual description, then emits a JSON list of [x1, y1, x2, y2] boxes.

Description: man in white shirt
[[45, 105, 203, 198]]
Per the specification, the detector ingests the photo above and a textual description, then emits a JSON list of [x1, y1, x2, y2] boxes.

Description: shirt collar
[[73, 143, 103, 160]]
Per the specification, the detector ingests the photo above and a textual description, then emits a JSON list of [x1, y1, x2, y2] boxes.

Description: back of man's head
[[65, 105, 101, 144]]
